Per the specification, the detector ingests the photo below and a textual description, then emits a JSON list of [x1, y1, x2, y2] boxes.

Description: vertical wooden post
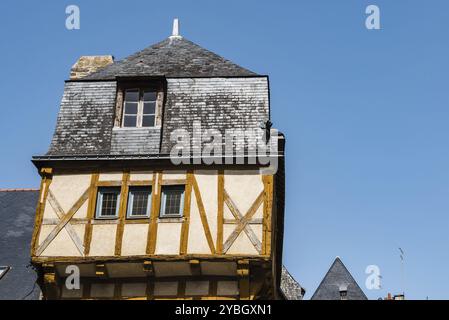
[[115, 171, 130, 256], [238, 259, 250, 300], [216, 170, 224, 254], [147, 172, 162, 254], [262, 175, 273, 256], [179, 171, 193, 254], [84, 172, 99, 256], [31, 168, 53, 256]]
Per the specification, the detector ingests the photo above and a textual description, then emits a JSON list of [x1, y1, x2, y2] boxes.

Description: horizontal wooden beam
[[33, 254, 271, 265]]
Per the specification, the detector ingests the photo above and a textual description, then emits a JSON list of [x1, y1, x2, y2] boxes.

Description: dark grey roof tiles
[[47, 81, 117, 156], [45, 77, 269, 157], [0, 190, 41, 300], [311, 257, 368, 300], [83, 37, 257, 80], [280, 266, 305, 300]]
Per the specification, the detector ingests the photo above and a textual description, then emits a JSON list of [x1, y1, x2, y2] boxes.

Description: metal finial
[[170, 18, 182, 39]]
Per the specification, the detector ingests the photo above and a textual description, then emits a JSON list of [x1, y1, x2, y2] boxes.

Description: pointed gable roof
[[82, 37, 257, 80], [311, 257, 368, 300]]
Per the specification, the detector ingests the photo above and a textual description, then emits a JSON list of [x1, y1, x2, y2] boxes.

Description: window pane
[[129, 187, 151, 217], [162, 186, 185, 216], [123, 115, 137, 127], [143, 102, 156, 115], [143, 91, 157, 101], [125, 90, 139, 102], [142, 115, 155, 127], [124, 102, 138, 115], [100, 192, 119, 217]]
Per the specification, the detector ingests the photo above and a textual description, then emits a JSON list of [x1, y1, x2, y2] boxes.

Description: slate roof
[[311, 257, 368, 300], [83, 37, 257, 80], [0, 190, 40, 300], [40, 36, 271, 158], [280, 266, 305, 300]]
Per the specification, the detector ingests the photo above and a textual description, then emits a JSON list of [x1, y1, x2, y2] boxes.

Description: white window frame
[[126, 186, 152, 219], [0, 266, 10, 280], [122, 88, 157, 128], [95, 188, 121, 219], [160, 185, 185, 218]]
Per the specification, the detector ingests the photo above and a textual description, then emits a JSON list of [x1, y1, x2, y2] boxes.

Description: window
[[0, 266, 10, 280], [95, 187, 121, 219], [339, 290, 348, 300], [127, 186, 152, 218], [122, 89, 157, 128], [160, 185, 185, 218]]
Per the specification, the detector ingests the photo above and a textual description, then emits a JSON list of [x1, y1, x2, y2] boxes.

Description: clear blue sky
[[0, 0, 448, 300]]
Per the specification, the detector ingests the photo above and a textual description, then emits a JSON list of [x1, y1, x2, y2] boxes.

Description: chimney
[[70, 55, 114, 79]]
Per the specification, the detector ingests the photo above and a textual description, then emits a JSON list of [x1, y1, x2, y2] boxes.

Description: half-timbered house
[[30, 20, 294, 300]]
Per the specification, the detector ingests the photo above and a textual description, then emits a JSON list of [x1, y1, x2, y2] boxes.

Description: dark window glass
[[123, 115, 137, 127], [96, 188, 120, 218], [125, 102, 138, 115], [161, 186, 185, 217], [143, 91, 157, 101], [128, 187, 151, 217], [125, 90, 139, 102], [143, 102, 156, 114], [142, 115, 155, 127], [122, 89, 158, 128]]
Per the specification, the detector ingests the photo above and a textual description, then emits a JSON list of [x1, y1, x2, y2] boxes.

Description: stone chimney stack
[[70, 55, 114, 79]]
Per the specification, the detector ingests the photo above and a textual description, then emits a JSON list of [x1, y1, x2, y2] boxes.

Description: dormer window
[[123, 89, 157, 128], [114, 79, 166, 129]]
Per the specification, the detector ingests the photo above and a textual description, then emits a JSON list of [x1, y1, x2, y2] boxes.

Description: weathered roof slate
[[83, 37, 257, 80], [0, 190, 40, 300], [311, 257, 368, 300], [45, 77, 270, 157], [280, 266, 305, 300]]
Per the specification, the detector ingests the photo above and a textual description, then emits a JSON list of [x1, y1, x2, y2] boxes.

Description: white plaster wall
[[129, 171, 153, 181], [89, 225, 117, 256], [121, 224, 148, 256], [46, 173, 91, 218], [187, 191, 212, 254], [223, 224, 259, 255], [39, 226, 81, 257], [99, 172, 122, 181], [154, 222, 182, 255], [162, 171, 186, 180], [224, 170, 264, 219]]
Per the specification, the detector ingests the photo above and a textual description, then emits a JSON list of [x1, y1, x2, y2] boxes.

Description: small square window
[[0, 266, 10, 280], [95, 187, 121, 219], [160, 185, 185, 218], [127, 186, 152, 218], [122, 89, 157, 128]]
